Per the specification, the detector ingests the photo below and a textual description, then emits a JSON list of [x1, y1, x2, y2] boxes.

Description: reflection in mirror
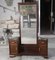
[[21, 15, 37, 44]]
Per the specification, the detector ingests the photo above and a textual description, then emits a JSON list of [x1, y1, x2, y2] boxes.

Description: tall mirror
[[18, 2, 38, 44]]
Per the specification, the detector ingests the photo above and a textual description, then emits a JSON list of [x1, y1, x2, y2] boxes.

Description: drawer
[[11, 41, 17, 44], [9, 41, 17, 44], [38, 41, 47, 44], [38, 40, 47, 47]]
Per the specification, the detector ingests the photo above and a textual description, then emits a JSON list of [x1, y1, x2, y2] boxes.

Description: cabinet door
[[38, 45, 47, 56], [9, 40, 18, 55], [38, 40, 48, 57]]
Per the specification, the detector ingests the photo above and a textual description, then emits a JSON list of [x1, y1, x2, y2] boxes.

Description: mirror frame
[[18, 2, 38, 44]]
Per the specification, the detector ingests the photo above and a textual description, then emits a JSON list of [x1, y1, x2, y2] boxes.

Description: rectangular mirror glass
[[18, 3, 38, 44]]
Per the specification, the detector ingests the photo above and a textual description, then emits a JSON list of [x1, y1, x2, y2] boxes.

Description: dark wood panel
[[9, 38, 21, 57], [20, 44, 38, 55], [9, 39, 48, 58], [38, 39, 48, 58]]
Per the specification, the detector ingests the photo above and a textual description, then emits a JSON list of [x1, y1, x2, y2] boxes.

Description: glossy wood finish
[[9, 38, 20, 57], [38, 39, 48, 58], [9, 39, 48, 58]]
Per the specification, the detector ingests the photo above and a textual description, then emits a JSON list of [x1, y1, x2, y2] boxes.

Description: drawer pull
[[41, 42, 44, 44], [11, 42, 15, 44]]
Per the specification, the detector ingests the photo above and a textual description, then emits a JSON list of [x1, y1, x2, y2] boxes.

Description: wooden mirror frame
[[22, 0, 36, 3], [18, 2, 38, 45]]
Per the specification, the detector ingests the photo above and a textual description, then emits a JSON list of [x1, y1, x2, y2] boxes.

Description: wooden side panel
[[38, 39, 48, 58], [9, 40, 19, 57]]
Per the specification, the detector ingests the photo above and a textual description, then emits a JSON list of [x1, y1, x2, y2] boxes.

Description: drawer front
[[9, 40, 17, 45], [38, 40, 47, 45], [38, 40, 47, 48], [39, 45, 47, 48]]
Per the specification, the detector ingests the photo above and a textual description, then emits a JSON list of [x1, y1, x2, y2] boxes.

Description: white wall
[[0, 0, 22, 20], [0, 0, 40, 37], [0, 0, 40, 38], [0, 0, 39, 20]]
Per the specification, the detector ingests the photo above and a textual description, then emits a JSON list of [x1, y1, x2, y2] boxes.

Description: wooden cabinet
[[9, 38, 20, 57], [38, 39, 48, 58], [9, 38, 48, 57]]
